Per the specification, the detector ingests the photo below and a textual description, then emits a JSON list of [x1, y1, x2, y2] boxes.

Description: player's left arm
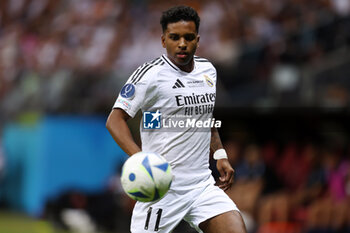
[[210, 127, 234, 191]]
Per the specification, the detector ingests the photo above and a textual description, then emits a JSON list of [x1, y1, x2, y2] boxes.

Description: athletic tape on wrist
[[213, 149, 228, 160]]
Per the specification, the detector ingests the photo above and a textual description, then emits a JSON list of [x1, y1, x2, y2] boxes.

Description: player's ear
[[197, 34, 200, 48], [161, 34, 166, 48]]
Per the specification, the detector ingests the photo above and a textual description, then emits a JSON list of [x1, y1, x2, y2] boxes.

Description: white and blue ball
[[121, 152, 172, 202]]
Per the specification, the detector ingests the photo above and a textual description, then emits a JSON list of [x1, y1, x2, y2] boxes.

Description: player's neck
[[178, 61, 194, 73]]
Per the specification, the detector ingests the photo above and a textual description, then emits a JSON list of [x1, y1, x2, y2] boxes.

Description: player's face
[[161, 20, 200, 72]]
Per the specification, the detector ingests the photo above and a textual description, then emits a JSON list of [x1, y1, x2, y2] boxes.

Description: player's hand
[[216, 158, 234, 191]]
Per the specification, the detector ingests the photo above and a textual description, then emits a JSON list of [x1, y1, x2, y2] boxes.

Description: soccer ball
[[121, 152, 172, 202]]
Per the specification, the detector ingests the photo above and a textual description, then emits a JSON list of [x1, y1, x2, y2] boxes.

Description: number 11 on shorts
[[144, 207, 163, 231]]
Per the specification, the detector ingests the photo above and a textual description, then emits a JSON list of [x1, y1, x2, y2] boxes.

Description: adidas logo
[[172, 79, 185, 89]]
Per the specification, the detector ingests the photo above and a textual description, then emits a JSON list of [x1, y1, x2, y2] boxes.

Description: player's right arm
[[107, 60, 159, 156], [106, 108, 141, 156]]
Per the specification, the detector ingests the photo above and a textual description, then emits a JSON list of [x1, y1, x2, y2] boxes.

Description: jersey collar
[[161, 55, 180, 72]]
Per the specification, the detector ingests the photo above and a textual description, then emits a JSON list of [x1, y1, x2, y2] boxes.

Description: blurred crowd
[[0, 0, 350, 233], [219, 137, 350, 233], [0, 0, 350, 120]]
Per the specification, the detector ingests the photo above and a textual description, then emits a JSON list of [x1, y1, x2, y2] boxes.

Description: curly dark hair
[[160, 5, 200, 33]]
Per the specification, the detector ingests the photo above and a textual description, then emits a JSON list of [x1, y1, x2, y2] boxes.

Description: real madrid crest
[[204, 75, 214, 87]]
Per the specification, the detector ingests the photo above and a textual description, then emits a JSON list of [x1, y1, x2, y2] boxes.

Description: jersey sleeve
[[113, 66, 154, 118]]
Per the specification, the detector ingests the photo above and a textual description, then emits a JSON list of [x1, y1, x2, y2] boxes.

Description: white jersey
[[113, 54, 217, 190]]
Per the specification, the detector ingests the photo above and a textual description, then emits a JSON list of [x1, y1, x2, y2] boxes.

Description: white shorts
[[130, 183, 239, 233]]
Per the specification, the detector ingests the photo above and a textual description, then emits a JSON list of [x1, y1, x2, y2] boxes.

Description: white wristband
[[213, 149, 228, 160]]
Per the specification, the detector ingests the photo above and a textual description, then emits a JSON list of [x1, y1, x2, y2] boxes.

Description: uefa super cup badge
[[120, 83, 136, 99]]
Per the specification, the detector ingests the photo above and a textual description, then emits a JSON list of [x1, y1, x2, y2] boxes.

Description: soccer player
[[106, 5, 247, 233]]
